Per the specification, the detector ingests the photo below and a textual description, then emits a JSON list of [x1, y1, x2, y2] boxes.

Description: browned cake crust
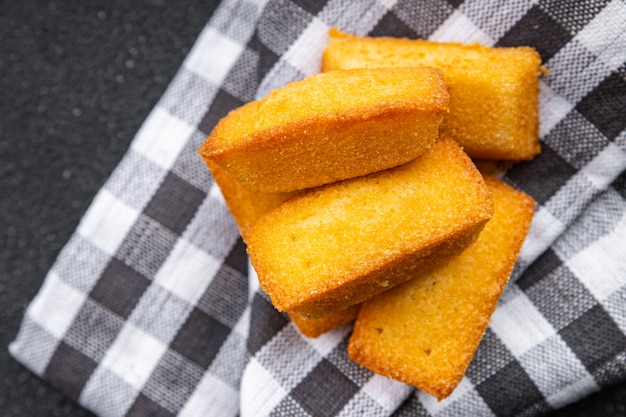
[[289, 305, 361, 338], [322, 29, 543, 161], [206, 160, 299, 232], [244, 136, 493, 319], [199, 67, 449, 193], [348, 176, 535, 400]]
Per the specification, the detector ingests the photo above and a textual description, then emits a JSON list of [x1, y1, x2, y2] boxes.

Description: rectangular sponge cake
[[200, 66, 449, 193], [243, 136, 494, 319], [348, 176, 535, 400], [207, 159, 359, 337], [322, 29, 542, 161]]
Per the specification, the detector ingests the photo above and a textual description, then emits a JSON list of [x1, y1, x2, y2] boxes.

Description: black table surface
[[1, 1, 625, 416]]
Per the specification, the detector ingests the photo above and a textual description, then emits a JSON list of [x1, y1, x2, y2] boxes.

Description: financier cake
[[322, 29, 543, 161], [348, 176, 535, 400], [206, 159, 358, 336], [243, 136, 494, 319], [200, 66, 449, 193]]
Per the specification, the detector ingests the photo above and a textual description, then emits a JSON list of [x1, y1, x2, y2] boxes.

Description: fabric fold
[[10, 1, 626, 416]]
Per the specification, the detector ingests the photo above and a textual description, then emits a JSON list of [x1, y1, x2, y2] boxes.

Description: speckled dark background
[[1, 1, 624, 416]]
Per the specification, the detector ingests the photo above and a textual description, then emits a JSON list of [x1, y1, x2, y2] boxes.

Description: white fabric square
[[154, 238, 221, 306], [489, 291, 556, 357], [179, 372, 240, 417], [304, 323, 350, 357], [566, 210, 626, 302], [517, 205, 566, 268], [362, 374, 412, 413], [240, 358, 287, 417], [281, 17, 328, 77], [101, 322, 167, 391], [209, 181, 226, 204], [77, 189, 139, 256], [79, 367, 139, 417], [27, 271, 86, 340], [8, 317, 61, 376], [130, 107, 193, 171], [519, 336, 595, 404], [538, 81, 574, 138], [429, 10, 494, 45], [185, 26, 245, 85]]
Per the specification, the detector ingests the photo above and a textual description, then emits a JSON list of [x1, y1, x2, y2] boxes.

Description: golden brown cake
[[199, 66, 449, 193], [208, 160, 360, 337], [244, 136, 493, 319], [348, 176, 535, 400], [322, 29, 543, 161], [206, 160, 298, 232], [289, 305, 361, 338]]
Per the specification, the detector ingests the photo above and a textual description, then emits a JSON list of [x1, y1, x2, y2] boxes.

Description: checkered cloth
[[10, 0, 626, 416]]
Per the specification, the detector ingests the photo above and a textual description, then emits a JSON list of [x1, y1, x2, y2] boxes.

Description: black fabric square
[[466, 328, 516, 385], [370, 11, 418, 39], [543, 110, 610, 169], [170, 307, 231, 369], [477, 360, 545, 417], [254, 0, 315, 58], [290, 358, 360, 417], [248, 31, 281, 86], [517, 248, 562, 291], [506, 143, 577, 205], [198, 88, 245, 135], [197, 260, 248, 328], [560, 304, 626, 373], [391, 0, 455, 39], [525, 265, 596, 332], [325, 337, 372, 387], [247, 292, 289, 355], [394, 394, 431, 417], [575, 66, 626, 141], [126, 393, 175, 417], [221, 48, 260, 103], [292, 0, 327, 15], [539, 0, 610, 34], [116, 214, 179, 279], [497, 5, 572, 62], [446, 0, 464, 8], [44, 342, 98, 401], [614, 170, 626, 200], [143, 350, 204, 413], [143, 171, 206, 236], [89, 257, 150, 319], [224, 236, 248, 275], [64, 300, 125, 361]]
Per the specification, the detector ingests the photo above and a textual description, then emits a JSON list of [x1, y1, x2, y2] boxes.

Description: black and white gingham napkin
[[10, 0, 626, 416]]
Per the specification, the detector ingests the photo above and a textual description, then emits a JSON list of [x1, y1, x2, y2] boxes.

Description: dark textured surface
[[0, 1, 219, 416], [0, 1, 625, 416]]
